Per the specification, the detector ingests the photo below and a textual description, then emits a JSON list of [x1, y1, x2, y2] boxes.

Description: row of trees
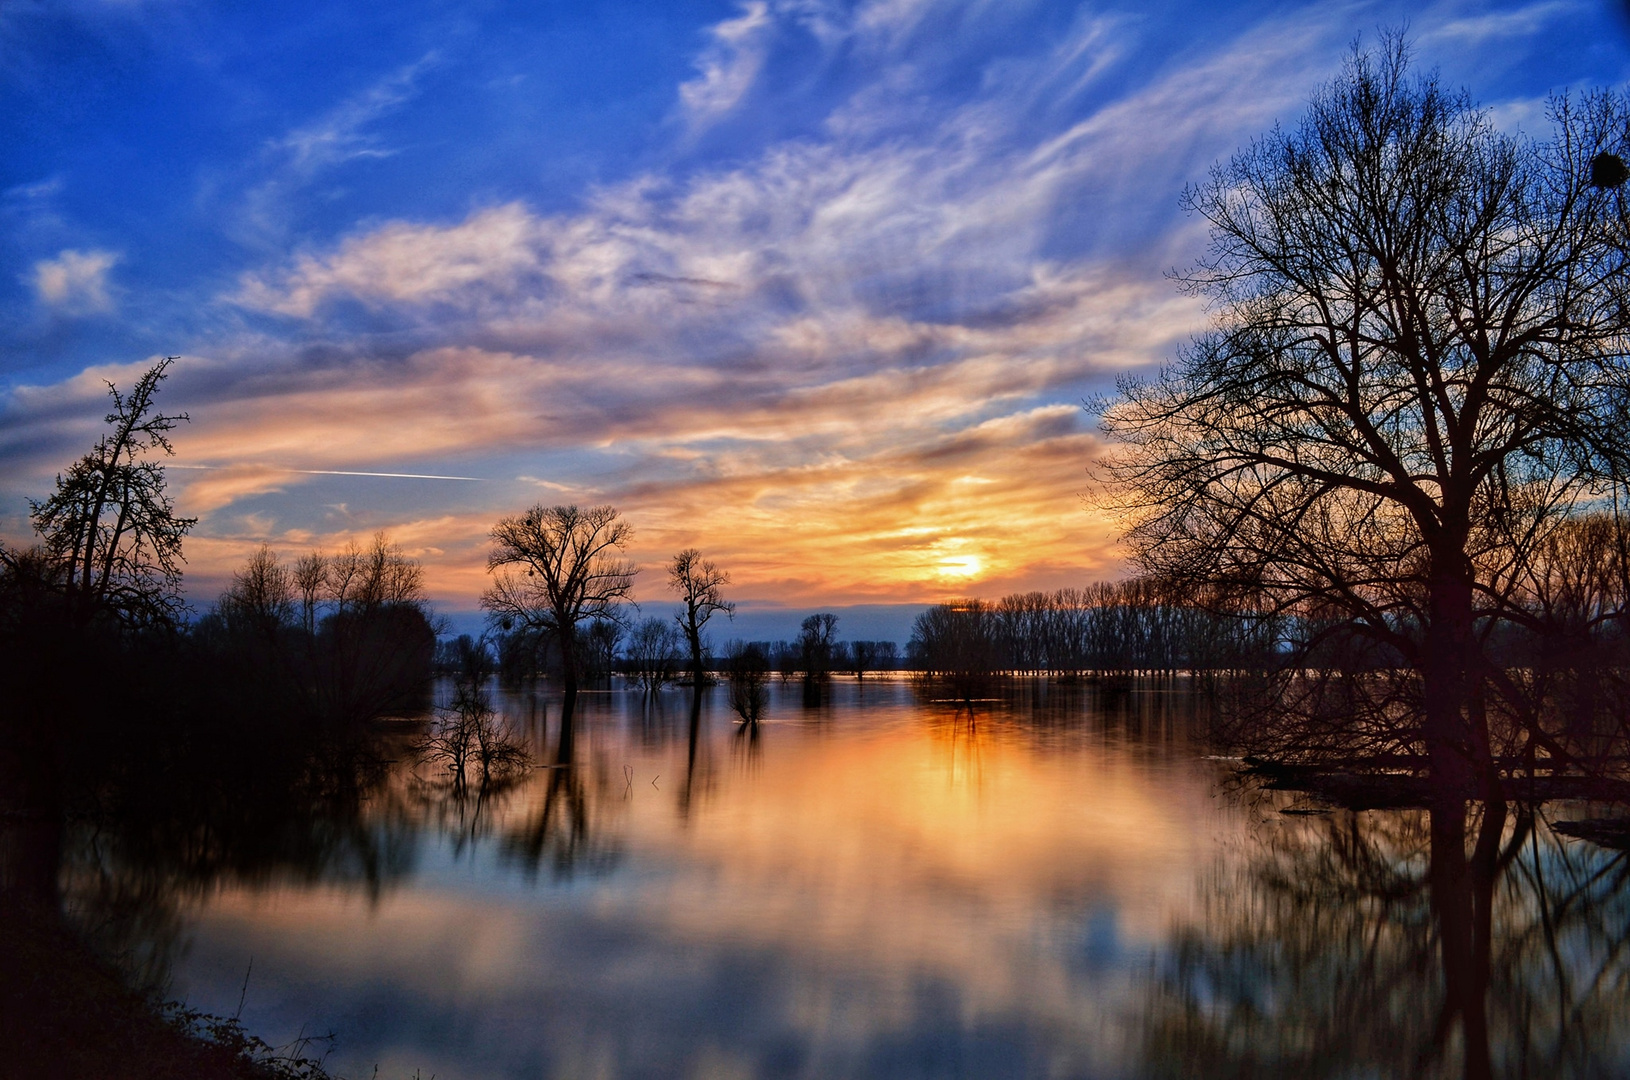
[[907, 582, 1282, 685], [472, 597, 902, 691]]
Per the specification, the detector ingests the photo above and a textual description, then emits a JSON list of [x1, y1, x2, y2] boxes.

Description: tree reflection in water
[[926, 701, 987, 794], [676, 686, 715, 821], [13, 676, 1629, 1077], [501, 690, 622, 880], [1141, 798, 1630, 1079], [37, 740, 426, 996], [6, 682, 633, 999]]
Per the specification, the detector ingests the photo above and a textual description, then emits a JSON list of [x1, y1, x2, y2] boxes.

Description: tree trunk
[[559, 622, 579, 701], [1423, 559, 1489, 798]]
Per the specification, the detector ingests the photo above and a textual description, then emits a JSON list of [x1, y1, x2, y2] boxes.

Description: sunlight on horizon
[[936, 554, 984, 579]]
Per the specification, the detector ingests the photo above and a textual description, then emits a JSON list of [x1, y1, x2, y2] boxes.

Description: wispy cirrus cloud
[[276, 52, 440, 175], [236, 52, 440, 244], [150, 7, 1353, 602]]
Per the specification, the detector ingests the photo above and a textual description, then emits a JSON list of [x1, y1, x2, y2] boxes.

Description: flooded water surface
[[95, 679, 1630, 1079]]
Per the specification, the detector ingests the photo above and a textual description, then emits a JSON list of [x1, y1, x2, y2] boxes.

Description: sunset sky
[[3, 0, 1627, 632]]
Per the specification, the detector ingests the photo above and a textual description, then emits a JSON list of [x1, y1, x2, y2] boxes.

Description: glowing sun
[[936, 554, 983, 578]]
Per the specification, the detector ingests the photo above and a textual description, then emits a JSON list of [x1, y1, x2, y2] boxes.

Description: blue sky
[[3, 0, 1628, 623]]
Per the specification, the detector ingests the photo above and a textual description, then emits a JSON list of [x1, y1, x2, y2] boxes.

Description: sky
[[3, 0, 1629, 634]]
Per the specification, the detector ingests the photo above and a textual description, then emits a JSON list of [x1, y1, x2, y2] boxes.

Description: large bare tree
[[482, 504, 636, 698], [1099, 39, 1630, 794], [667, 548, 733, 684]]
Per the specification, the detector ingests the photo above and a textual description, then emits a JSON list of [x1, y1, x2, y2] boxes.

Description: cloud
[[678, 1, 775, 127], [236, 53, 439, 244], [235, 3, 1341, 331], [166, 9, 1349, 604], [15, 0, 1571, 609], [235, 204, 543, 317], [275, 52, 440, 177], [31, 248, 119, 313], [1422, 0, 1584, 46]]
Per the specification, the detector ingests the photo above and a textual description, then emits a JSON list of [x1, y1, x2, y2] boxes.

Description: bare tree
[[218, 543, 295, 643], [798, 612, 839, 681], [26, 356, 195, 628], [211, 533, 435, 725], [292, 551, 329, 637], [849, 640, 877, 680], [418, 682, 529, 790], [481, 504, 637, 699], [582, 617, 623, 682], [327, 533, 424, 614], [667, 548, 734, 684], [909, 601, 1000, 700], [1098, 39, 1630, 794], [626, 616, 682, 693], [725, 640, 770, 722]]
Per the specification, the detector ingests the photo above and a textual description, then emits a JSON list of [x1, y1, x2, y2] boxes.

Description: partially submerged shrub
[[725, 640, 769, 723], [418, 685, 530, 787]]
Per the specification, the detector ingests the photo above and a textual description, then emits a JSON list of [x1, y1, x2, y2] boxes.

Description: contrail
[[169, 463, 484, 481]]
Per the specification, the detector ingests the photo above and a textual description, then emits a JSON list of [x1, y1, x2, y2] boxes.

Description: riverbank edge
[[0, 896, 335, 1080]]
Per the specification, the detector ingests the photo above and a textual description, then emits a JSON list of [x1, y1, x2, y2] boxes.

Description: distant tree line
[[734, 615, 902, 682], [906, 580, 1283, 689], [475, 611, 903, 689], [907, 542, 1630, 685]]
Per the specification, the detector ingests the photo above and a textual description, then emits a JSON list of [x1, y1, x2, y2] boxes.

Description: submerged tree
[[909, 601, 1000, 700], [798, 612, 839, 681], [1099, 39, 1630, 794], [725, 639, 770, 722], [626, 615, 683, 693], [481, 504, 637, 700], [22, 356, 195, 629], [667, 548, 734, 684]]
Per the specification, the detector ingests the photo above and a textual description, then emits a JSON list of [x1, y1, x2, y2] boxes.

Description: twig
[[234, 956, 253, 1020]]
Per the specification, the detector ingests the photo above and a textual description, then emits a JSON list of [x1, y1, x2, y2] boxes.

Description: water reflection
[[1142, 801, 1630, 1079], [500, 699, 622, 881], [9, 679, 1627, 1078], [125, 680, 1229, 1078]]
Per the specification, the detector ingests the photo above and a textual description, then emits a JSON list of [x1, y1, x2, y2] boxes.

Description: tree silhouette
[[481, 504, 637, 701], [21, 356, 195, 629], [1099, 38, 1630, 794], [626, 615, 683, 693], [798, 612, 839, 681], [667, 548, 734, 684]]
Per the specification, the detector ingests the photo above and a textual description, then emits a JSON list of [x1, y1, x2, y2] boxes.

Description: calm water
[[89, 679, 1630, 1079]]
